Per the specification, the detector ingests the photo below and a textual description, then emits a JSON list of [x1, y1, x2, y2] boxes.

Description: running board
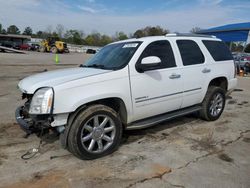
[[126, 105, 202, 130]]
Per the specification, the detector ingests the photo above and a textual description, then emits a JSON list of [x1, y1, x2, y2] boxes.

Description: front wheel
[[199, 86, 226, 121], [67, 105, 123, 160], [39, 46, 46, 52], [51, 46, 58, 54]]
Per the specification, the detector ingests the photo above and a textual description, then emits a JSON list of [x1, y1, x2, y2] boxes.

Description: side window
[[137, 40, 176, 70], [202, 40, 233, 61], [177, 40, 205, 66]]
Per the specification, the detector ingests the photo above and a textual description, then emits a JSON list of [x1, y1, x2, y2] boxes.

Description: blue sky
[[0, 0, 249, 35]]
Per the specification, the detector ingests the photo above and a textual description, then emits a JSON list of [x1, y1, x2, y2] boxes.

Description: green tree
[[85, 35, 94, 45], [116, 31, 128, 41], [36, 31, 44, 38], [1, 29, 7, 34], [147, 26, 168, 36], [35, 31, 50, 39], [23, 26, 33, 35], [85, 32, 102, 46], [133, 29, 144, 38], [52, 31, 59, 38], [7, 25, 20, 34], [64, 30, 84, 45], [0, 23, 2, 33], [100, 35, 112, 46], [133, 26, 168, 38]]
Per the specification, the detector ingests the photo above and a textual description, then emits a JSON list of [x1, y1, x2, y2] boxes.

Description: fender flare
[[59, 105, 87, 149]]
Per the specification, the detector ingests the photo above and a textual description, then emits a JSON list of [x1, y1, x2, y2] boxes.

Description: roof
[[114, 33, 220, 44], [198, 22, 250, 33], [0, 34, 31, 39]]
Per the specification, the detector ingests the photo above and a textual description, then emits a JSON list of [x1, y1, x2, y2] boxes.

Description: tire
[[64, 49, 70, 53], [51, 46, 58, 54], [67, 104, 123, 160], [199, 86, 226, 121], [39, 46, 46, 52]]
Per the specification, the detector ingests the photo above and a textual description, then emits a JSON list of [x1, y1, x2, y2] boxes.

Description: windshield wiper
[[80, 64, 106, 69]]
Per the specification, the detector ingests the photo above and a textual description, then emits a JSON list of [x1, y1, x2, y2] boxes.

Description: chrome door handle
[[169, 73, 181, 79], [202, 68, 211, 73]]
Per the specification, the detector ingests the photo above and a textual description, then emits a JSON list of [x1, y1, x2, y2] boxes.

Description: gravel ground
[[0, 51, 249, 188]]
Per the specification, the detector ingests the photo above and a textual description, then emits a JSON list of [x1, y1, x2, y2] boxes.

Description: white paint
[[18, 35, 237, 126]]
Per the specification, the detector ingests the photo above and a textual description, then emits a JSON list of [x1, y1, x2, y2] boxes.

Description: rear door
[[175, 39, 207, 108]]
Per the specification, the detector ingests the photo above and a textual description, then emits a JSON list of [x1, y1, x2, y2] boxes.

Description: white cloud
[[199, 0, 223, 6], [78, 6, 97, 13]]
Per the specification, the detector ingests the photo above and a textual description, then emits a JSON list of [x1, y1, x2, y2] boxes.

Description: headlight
[[29, 88, 53, 114]]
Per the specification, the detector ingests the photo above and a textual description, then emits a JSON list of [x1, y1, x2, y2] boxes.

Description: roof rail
[[166, 33, 216, 38]]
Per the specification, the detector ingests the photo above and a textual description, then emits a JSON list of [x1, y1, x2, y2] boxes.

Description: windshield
[[82, 42, 142, 70]]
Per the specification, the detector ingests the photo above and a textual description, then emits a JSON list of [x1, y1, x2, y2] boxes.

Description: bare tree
[[56, 24, 64, 38], [46, 25, 53, 35], [190, 27, 201, 33]]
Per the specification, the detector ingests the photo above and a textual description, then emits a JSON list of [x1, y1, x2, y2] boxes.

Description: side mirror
[[137, 56, 161, 73], [141, 56, 161, 65]]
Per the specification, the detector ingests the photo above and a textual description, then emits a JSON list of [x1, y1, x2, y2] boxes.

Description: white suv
[[16, 33, 237, 159]]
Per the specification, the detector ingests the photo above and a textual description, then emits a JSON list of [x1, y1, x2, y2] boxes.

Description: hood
[[18, 67, 111, 94]]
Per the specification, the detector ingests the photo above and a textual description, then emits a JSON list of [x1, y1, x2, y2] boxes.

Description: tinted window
[[177, 40, 205, 66], [203, 40, 233, 61], [83, 42, 142, 70], [137, 40, 176, 69]]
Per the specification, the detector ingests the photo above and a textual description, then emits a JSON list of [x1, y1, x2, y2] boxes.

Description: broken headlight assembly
[[29, 87, 54, 114]]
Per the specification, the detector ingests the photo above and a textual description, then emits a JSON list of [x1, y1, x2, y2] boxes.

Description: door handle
[[202, 68, 211, 73], [169, 73, 181, 79]]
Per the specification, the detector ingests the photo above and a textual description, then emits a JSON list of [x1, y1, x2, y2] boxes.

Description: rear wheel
[[67, 105, 123, 160], [200, 86, 226, 121]]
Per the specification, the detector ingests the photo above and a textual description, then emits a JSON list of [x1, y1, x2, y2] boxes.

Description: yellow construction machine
[[39, 37, 69, 53]]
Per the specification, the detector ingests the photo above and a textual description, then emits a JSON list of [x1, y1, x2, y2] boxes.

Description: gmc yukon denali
[[16, 33, 237, 159]]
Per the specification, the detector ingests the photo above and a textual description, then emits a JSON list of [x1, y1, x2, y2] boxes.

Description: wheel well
[[82, 98, 128, 124], [208, 77, 228, 91], [62, 98, 127, 149]]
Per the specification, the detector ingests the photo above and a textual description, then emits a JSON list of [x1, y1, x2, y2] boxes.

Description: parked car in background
[[12, 43, 21, 50], [29, 44, 40, 51], [19, 44, 30, 51], [86, 49, 96, 54], [232, 52, 250, 73]]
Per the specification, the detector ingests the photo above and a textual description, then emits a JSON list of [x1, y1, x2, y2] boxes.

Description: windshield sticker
[[123, 43, 138, 48]]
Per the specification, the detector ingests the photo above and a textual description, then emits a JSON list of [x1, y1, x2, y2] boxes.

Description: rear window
[[202, 40, 233, 61], [177, 40, 205, 66]]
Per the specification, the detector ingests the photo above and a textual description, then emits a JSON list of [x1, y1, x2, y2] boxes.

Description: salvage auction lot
[[0, 52, 250, 188]]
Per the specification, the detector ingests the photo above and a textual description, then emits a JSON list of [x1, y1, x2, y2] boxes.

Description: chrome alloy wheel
[[80, 115, 116, 153], [209, 93, 224, 117]]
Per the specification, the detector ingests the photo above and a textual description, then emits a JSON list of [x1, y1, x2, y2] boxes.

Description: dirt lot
[[0, 51, 250, 188]]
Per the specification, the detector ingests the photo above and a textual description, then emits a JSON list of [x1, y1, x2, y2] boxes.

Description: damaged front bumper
[[15, 92, 68, 136], [15, 105, 68, 136], [15, 106, 52, 135], [15, 106, 33, 134]]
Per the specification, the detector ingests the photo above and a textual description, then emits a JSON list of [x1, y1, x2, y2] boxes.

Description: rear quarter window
[[202, 40, 233, 61]]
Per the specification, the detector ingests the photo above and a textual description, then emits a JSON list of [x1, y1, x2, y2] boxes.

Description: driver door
[[130, 40, 183, 121]]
